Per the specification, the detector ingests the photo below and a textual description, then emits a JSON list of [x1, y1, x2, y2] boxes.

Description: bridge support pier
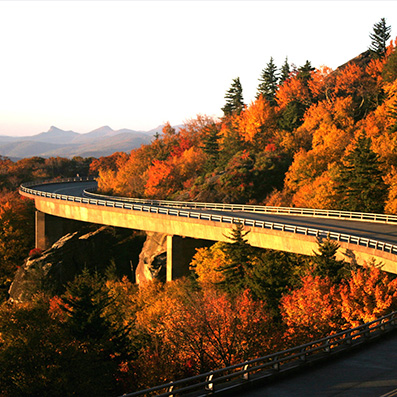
[[166, 235, 212, 282], [35, 211, 85, 250]]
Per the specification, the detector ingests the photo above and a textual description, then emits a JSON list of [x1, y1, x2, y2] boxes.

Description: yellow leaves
[[384, 167, 397, 214], [97, 168, 118, 194], [291, 170, 337, 209], [190, 242, 227, 286]]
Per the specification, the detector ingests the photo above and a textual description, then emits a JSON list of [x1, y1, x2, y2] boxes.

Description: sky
[[0, 1, 397, 137]]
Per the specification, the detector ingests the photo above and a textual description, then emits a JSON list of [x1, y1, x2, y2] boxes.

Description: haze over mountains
[[0, 125, 167, 159]]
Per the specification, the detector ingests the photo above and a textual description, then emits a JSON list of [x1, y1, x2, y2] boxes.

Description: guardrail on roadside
[[19, 179, 397, 258], [83, 188, 397, 224], [121, 311, 397, 397]]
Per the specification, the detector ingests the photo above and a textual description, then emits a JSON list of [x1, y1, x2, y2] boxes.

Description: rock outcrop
[[135, 232, 167, 283], [9, 226, 145, 302]]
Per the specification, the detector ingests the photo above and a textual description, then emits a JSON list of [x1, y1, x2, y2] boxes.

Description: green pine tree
[[222, 77, 245, 116], [279, 57, 290, 85], [335, 133, 387, 213], [217, 223, 252, 295], [256, 57, 279, 105], [312, 238, 350, 284], [369, 17, 391, 58], [201, 122, 220, 172], [60, 268, 131, 360], [297, 60, 315, 85]]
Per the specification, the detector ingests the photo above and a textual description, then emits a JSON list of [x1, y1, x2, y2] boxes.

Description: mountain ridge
[[0, 124, 178, 159]]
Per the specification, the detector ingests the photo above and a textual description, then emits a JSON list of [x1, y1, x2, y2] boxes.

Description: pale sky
[[0, 1, 396, 136]]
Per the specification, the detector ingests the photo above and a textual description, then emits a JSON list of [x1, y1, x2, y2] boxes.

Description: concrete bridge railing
[[83, 188, 397, 224], [19, 178, 397, 260], [122, 310, 397, 397]]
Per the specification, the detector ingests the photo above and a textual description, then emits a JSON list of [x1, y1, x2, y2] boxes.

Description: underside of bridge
[[35, 209, 214, 282]]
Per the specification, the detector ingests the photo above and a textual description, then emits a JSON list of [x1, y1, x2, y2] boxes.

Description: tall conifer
[[369, 17, 391, 58], [217, 223, 252, 295], [336, 133, 387, 213], [279, 57, 291, 85], [222, 77, 245, 116], [256, 57, 279, 105]]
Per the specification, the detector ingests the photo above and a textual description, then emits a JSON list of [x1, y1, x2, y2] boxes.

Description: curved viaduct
[[19, 178, 397, 280]]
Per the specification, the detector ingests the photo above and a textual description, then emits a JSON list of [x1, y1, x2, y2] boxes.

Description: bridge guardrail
[[82, 188, 397, 224], [19, 179, 397, 258], [121, 311, 397, 396]]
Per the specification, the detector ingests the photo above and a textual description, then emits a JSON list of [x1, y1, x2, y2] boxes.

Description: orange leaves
[[280, 275, 341, 343], [339, 264, 397, 327], [144, 147, 205, 199], [276, 75, 310, 109], [290, 171, 337, 209], [136, 282, 273, 371], [308, 65, 334, 101], [280, 264, 397, 345], [237, 96, 277, 142], [334, 62, 364, 96]]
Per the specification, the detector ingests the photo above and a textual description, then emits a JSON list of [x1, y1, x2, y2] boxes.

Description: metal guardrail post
[[205, 373, 214, 392], [242, 363, 250, 380]]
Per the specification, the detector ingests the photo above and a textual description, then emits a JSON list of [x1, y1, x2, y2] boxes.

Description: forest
[[1, 18, 397, 396]]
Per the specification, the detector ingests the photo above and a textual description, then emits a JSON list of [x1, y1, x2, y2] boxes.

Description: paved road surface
[[227, 333, 397, 397], [33, 181, 397, 247]]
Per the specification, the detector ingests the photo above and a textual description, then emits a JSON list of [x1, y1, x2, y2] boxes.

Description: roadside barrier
[[122, 311, 397, 396], [19, 178, 397, 257]]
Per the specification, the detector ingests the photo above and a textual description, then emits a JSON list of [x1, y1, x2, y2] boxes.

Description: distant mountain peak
[[48, 126, 64, 133], [89, 126, 114, 134]]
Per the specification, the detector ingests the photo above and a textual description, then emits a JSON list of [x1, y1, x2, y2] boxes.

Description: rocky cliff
[[9, 225, 179, 302]]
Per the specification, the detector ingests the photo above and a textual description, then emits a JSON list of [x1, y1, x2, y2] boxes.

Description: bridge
[[19, 177, 397, 395], [19, 177, 397, 279]]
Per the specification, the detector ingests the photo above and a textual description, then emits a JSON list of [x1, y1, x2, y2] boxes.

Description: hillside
[[0, 125, 169, 159]]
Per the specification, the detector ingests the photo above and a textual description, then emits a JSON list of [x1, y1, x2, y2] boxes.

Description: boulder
[[9, 226, 145, 302]]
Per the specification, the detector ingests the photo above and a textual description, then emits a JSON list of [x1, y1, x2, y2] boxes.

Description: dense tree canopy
[[2, 17, 397, 396]]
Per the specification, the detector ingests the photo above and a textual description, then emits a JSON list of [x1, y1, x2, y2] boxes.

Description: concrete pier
[[35, 211, 85, 250]]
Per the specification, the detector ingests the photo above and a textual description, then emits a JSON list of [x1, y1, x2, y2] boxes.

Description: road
[[228, 333, 397, 397], [32, 180, 397, 247]]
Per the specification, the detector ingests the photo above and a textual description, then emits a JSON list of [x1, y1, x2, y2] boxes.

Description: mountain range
[[0, 125, 169, 160]]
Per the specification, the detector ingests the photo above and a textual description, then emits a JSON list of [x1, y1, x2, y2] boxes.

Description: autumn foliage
[[3, 22, 397, 396]]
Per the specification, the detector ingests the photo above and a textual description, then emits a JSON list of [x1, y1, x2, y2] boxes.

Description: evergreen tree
[[279, 57, 290, 85], [335, 133, 387, 213], [369, 17, 391, 58], [312, 238, 350, 284], [201, 122, 220, 172], [222, 77, 245, 116], [247, 250, 302, 319], [217, 223, 252, 295], [256, 57, 279, 105], [297, 60, 315, 84], [60, 268, 131, 362]]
